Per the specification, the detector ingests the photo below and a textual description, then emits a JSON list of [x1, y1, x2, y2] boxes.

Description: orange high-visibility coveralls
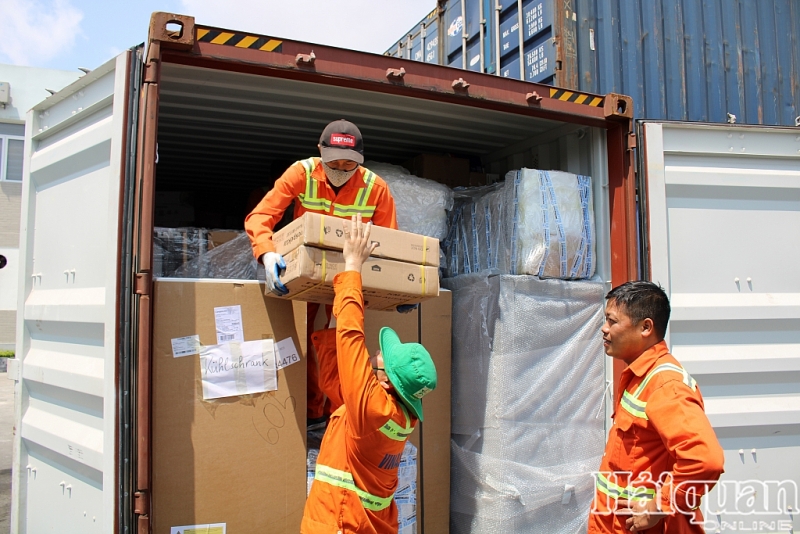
[[302, 271, 416, 534], [245, 158, 398, 420], [588, 341, 724, 534]]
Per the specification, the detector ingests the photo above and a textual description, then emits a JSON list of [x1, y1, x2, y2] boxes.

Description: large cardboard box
[[152, 279, 451, 534], [276, 245, 440, 310], [364, 293, 452, 534], [152, 279, 308, 533], [314, 292, 452, 534], [274, 212, 440, 267]]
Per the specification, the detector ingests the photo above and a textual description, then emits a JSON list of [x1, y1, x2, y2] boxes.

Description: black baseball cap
[[318, 119, 364, 164]]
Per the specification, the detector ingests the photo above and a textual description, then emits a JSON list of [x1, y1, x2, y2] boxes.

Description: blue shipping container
[[580, 0, 800, 125], [386, 1, 800, 126]]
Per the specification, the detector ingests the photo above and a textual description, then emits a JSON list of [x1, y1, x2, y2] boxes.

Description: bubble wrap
[[443, 273, 606, 534], [171, 233, 259, 280], [443, 169, 595, 280], [365, 160, 454, 241]]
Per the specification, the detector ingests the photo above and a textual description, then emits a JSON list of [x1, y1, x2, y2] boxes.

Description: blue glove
[[396, 303, 419, 314], [262, 252, 289, 296]]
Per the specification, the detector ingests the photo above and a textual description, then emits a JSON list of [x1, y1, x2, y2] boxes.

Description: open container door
[[640, 121, 800, 531], [11, 48, 142, 533]]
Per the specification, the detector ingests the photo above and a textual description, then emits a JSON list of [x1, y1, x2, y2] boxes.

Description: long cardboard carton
[[152, 279, 451, 534], [275, 245, 439, 310], [273, 212, 439, 267]]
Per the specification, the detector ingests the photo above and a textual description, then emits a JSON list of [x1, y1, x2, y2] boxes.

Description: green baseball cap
[[379, 327, 438, 421]]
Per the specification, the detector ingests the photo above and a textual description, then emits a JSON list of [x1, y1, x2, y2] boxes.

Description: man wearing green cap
[[301, 214, 438, 534]]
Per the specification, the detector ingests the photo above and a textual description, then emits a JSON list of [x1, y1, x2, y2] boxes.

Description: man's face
[[370, 350, 394, 392], [327, 159, 358, 171], [601, 300, 647, 364]]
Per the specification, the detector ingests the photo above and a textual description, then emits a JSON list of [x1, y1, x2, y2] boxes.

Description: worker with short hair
[[245, 119, 402, 427], [589, 281, 724, 533], [301, 214, 437, 534]]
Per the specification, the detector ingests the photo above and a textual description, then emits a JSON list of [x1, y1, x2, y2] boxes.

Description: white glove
[[262, 252, 288, 296]]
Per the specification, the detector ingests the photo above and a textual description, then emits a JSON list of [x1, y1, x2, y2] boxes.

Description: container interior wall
[[152, 61, 612, 284]]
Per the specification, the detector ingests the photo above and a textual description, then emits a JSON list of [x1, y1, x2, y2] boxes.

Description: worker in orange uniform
[[245, 119, 403, 428], [589, 281, 724, 534], [302, 214, 437, 534]]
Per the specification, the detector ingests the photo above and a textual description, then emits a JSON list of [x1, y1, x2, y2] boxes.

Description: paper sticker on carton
[[200, 339, 277, 400], [214, 305, 244, 344], [170, 524, 226, 534], [171, 335, 200, 358], [275, 337, 301, 370]]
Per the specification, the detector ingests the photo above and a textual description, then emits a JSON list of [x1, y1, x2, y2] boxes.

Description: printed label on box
[[276, 337, 301, 370], [214, 305, 244, 344], [171, 335, 200, 358], [170, 524, 226, 534]]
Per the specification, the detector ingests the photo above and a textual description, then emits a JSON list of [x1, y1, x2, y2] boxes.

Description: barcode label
[[219, 334, 235, 342]]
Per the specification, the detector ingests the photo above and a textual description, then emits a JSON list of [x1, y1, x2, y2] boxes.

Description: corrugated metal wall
[[580, 0, 800, 125]]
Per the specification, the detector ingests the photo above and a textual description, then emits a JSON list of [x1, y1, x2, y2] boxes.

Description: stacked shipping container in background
[[386, 0, 800, 126]]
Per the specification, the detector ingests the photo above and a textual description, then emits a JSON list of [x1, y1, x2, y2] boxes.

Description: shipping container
[[10, 11, 800, 534], [389, 0, 800, 126]]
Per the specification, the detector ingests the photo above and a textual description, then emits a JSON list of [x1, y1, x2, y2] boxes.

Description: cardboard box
[[152, 279, 308, 534], [404, 153, 470, 188], [152, 280, 450, 534], [207, 230, 241, 249], [273, 212, 440, 267], [276, 245, 439, 310], [363, 292, 452, 534]]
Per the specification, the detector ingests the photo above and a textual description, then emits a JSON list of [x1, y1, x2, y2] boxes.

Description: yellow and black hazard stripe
[[550, 88, 603, 107], [196, 28, 283, 52]]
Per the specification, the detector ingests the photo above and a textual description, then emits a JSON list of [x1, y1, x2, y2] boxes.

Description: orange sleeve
[[646, 382, 725, 513], [244, 162, 306, 259], [332, 271, 392, 437], [370, 180, 398, 230], [311, 329, 344, 412]]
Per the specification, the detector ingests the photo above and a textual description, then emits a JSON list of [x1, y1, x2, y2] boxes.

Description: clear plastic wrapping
[[443, 273, 606, 534], [172, 233, 258, 280], [365, 160, 454, 241], [153, 227, 258, 280], [443, 169, 595, 280]]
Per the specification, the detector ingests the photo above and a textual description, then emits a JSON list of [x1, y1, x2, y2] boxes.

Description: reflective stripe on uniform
[[379, 403, 412, 441], [314, 464, 394, 511], [619, 363, 697, 420], [595, 472, 656, 502], [296, 158, 379, 216]]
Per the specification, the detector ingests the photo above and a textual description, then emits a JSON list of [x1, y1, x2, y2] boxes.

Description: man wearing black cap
[[245, 119, 400, 427]]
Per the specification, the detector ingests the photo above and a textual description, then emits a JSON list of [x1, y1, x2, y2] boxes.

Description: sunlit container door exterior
[[11, 50, 140, 534], [642, 121, 800, 531]]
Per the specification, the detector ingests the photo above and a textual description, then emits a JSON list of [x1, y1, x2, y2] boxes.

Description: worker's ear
[[640, 317, 655, 339]]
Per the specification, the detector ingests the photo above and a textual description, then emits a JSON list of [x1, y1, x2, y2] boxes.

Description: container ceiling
[[156, 62, 573, 190]]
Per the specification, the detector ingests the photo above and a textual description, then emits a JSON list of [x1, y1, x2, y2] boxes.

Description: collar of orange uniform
[[625, 340, 670, 377]]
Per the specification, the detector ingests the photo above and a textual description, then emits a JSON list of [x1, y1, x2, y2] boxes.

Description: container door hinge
[[135, 272, 152, 296], [134, 491, 149, 515], [627, 132, 637, 150]]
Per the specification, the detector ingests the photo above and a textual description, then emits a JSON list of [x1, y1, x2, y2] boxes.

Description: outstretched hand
[[343, 214, 378, 273]]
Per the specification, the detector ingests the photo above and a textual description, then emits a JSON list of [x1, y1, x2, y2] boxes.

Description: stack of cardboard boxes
[[271, 212, 441, 310], [150, 217, 451, 533]]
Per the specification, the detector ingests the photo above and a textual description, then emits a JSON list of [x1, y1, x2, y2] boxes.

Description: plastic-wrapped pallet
[[153, 227, 208, 277], [507, 169, 595, 279], [443, 169, 595, 279], [364, 161, 454, 241], [443, 273, 606, 534], [171, 233, 258, 280]]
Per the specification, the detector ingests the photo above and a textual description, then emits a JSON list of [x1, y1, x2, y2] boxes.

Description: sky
[[0, 0, 435, 72]]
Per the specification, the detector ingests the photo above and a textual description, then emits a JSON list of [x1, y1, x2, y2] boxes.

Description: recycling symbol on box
[[407, 274, 415, 282], [336, 229, 343, 238]]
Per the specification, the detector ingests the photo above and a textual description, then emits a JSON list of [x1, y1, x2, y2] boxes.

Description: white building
[[0, 65, 81, 351]]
